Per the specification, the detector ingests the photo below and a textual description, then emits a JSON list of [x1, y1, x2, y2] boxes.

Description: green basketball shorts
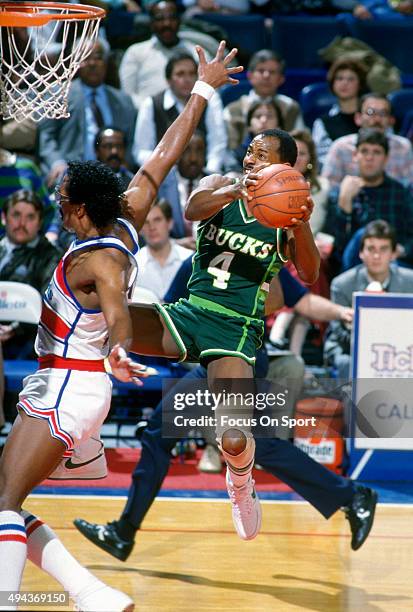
[[155, 295, 264, 366]]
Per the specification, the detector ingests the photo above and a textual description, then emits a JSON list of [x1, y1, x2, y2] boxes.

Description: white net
[[0, 3, 104, 122]]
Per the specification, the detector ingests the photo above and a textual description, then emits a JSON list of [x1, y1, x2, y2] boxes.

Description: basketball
[[248, 164, 310, 228]]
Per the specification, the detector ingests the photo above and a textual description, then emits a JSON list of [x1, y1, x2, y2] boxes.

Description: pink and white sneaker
[[226, 468, 262, 541]]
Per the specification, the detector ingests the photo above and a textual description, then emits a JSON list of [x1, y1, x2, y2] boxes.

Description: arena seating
[[299, 82, 337, 127], [219, 78, 251, 107], [388, 88, 413, 132], [270, 15, 349, 69], [193, 13, 268, 57], [344, 17, 413, 74], [278, 68, 328, 102]]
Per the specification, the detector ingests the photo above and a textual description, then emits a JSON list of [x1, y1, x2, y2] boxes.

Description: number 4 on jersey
[[207, 251, 235, 289]]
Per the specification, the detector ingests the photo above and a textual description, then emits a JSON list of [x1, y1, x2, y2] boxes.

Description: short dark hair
[[3, 189, 43, 219], [356, 128, 389, 154], [360, 219, 397, 251], [246, 100, 284, 130], [151, 198, 172, 221], [165, 50, 196, 80], [327, 57, 367, 95], [66, 161, 124, 230], [95, 126, 127, 149], [248, 49, 285, 73], [358, 92, 391, 113], [255, 128, 297, 166]]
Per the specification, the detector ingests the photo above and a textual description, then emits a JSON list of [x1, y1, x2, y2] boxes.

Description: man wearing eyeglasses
[[323, 93, 413, 188]]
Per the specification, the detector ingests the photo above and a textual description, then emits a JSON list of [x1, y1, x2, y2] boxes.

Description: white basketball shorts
[[17, 368, 112, 452]]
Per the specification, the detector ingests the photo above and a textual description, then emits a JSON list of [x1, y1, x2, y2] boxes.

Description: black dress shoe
[[344, 485, 378, 550], [73, 519, 134, 561]]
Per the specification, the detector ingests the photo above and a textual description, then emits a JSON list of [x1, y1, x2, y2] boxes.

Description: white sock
[[22, 510, 104, 601], [223, 437, 255, 488], [0, 510, 27, 610]]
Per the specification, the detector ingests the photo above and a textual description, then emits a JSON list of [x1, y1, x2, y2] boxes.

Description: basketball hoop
[[0, 2, 105, 122]]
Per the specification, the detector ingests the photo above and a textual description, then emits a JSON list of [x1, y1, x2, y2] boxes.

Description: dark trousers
[[120, 366, 354, 533]]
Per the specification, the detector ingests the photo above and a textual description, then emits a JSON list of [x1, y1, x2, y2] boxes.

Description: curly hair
[[66, 161, 124, 230]]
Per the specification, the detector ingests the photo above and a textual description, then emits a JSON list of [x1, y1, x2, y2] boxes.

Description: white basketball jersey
[[36, 218, 139, 360]]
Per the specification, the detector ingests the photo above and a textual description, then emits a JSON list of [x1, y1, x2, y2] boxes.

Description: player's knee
[[221, 428, 247, 456]]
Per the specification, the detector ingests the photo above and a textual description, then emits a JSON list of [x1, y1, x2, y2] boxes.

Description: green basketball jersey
[[187, 199, 287, 319]]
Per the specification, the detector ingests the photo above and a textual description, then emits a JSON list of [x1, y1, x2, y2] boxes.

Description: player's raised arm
[[123, 41, 243, 231]]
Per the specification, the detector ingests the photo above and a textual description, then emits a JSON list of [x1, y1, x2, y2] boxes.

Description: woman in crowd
[[312, 58, 367, 167]]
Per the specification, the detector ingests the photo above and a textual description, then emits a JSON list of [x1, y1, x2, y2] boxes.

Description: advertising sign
[[352, 293, 413, 451]]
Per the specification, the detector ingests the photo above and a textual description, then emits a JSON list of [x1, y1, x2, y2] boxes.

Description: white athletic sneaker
[[226, 468, 262, 541], [49, 437, 107, 480], [73, 584, 134, 611]]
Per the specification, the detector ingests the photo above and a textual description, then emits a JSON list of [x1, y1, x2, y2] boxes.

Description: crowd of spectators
[[2, 0, 413, 436]]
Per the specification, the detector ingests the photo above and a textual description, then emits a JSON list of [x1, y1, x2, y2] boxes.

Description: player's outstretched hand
[[108, 344, 157, 385], [196, 40, 243, 90]]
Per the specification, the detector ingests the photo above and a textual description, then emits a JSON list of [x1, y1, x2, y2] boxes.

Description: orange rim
[[0, 2, 105, 27]]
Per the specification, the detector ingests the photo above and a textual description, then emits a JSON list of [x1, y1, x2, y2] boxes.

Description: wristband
[[191, 80, 215, 101]]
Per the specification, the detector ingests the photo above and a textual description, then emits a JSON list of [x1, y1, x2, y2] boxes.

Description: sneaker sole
[[352, 490, 378, 551], [73, 520, 131, 562]]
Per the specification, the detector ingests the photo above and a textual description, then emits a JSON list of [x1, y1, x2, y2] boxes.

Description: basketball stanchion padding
[[0, 1, 105, 122]]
